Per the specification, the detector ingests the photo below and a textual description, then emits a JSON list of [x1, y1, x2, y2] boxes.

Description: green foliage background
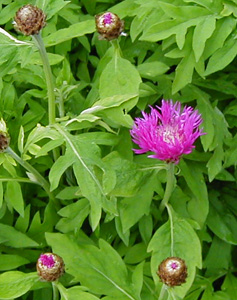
[[0, 0, 237, 299]]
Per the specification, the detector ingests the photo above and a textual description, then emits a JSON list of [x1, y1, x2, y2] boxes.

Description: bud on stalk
[[157, 257, 187, 287], [95, 12, 125, 41], [14, 4, 46, 36], [36, 253, 64, 282]]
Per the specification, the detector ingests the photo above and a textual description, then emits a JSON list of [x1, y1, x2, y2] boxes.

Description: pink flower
[[130, 100, 205, 163], [39, 254, 55, 268]]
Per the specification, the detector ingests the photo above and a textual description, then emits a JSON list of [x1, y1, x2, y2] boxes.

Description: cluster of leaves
[[0, 0, 237, 299]]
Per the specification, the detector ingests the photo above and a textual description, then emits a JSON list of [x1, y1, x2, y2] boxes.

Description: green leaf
[[38, 0, 70, 19], [49, 149, 75, 191], [43, 19, 95, 47], [206, 145, 224, 182], [172, 50, 195, 94], [192, 15, 216, 62], [204, 236, 231, 277], [99, 46, 141, 98], [57, 284, 100, 300], [204, 17, 236, 59], [0, 223, 38, 248], [205, 36, 237, 75], [207, 191, 237, 245], [137, 61, 169, 79], [119, 174, 156, 232], [6, 181, 25, 217], [222, 273, 237, 300], [29, 52, 64, 65], [0, 271, 38, 299], [148, 206, 202, 299], [56, 199, 90, 233], [103, 152, 145, 198], [53, 125, 109, 230], [46, 233, 140, 300], [0, 255, 30, 271], [179, 160, 209, 227]]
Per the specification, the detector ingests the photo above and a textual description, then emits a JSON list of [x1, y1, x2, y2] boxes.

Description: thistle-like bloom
[[130, 100, 204, 164], [14, 4, 46, 36], [95, 12, 126, 40], [157, 257, 187, 287], [36, 253, 64, 282]]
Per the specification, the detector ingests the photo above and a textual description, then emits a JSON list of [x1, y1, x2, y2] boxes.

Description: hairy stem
[[32, 34, 56, 125], [159, 163, 175, 212]]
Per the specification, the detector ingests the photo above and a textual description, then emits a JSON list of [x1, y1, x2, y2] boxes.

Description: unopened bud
[[0, 119, 10, 152], [95, 12, 125, 41], [36, 253, 64, 282], [14, 4, 46, 36], [157, 257, 187, 287]]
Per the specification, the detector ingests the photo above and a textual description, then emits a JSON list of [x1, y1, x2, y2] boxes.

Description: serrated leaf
[[46, 233, 140, 299], [205, 37, 237, 75], [192, 15, 216, 62]]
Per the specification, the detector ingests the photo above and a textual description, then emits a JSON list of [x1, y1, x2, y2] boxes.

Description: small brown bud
[[36, 253, 64, 282], [95, 12, 126, 41], [157, 257, 187, 287], [0, 119, 10, 152], [14, 5, 46, 36]]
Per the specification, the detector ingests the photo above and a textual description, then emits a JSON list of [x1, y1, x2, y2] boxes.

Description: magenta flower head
[[130, 100, 205, 164]]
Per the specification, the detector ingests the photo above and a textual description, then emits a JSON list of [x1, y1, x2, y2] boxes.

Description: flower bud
[[157, 257, 187, 287], [14, 4, 46, 36], [95, 12, 125, 41], [0, 119, 10, 152], [36, 253, 64, 282]]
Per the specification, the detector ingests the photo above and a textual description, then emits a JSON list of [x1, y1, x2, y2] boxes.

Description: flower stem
[[159, 163, 175, 212], [32, 33, 56, 125], [158, 284, 167, 300], [5, 147, 53, 200], [52, 282, 59, 300]]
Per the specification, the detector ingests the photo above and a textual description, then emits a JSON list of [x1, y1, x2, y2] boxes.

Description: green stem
[[111, 39, 122, 56], [158, 284, 167, 300], [32, 34, 56, 125], [57, 92, 65, 119], [52, 282, 59, 300], [159, 163, 175, 212], [5, 147, 53, 200]]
